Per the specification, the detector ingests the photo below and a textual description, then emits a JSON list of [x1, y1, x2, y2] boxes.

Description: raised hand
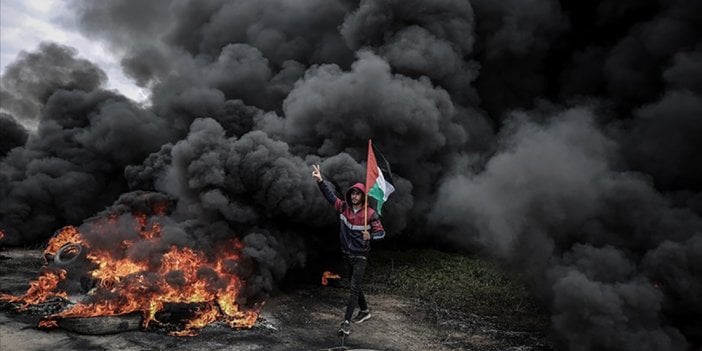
[[311, 164, 323, 183]]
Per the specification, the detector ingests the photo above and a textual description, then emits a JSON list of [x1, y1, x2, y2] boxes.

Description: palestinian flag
[[365, 139, 395, 215]]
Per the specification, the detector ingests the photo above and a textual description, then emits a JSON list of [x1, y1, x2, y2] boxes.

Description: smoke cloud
[[430, 109, 701, 350], [0, 112, 28, 157], [0, 42, 107, 126], [1, 0, 701, 349]]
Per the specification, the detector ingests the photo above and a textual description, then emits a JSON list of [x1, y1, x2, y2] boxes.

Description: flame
[[45, 226, 85, 257], [135, 213, 161, 239], [0, 269, 68, 307], [0, 229, 5, 241], [170, 303, 220, 336], [151, 201, 169, 216], [321, 271, 341, 286], [38, 319, 59, 329], [88, 250, 149, 287], [2, 212, 259, 335]]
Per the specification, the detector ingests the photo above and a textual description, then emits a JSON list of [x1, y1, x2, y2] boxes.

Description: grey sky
[[0, 0, 146, 102]]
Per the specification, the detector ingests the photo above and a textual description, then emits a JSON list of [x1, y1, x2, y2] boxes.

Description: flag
[[365, 139, 395, 215]]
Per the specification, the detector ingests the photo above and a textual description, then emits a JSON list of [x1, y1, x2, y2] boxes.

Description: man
[[311, 164, 385, 337]]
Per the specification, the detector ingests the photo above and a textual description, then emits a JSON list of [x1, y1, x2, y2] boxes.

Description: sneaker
[[352, 310, 371, 324], [337, 320, 351, 337]]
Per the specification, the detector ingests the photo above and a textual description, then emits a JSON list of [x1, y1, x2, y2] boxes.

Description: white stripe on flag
[[375, 165, 395, 201]]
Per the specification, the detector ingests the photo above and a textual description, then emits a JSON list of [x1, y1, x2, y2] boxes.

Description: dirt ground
[[0, 249, 551, 351]]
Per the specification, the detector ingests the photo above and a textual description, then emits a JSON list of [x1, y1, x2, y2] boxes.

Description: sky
[[0, 0, 147, 103]]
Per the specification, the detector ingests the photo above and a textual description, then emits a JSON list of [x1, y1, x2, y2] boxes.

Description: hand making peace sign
[[311, 164, 323, 183]]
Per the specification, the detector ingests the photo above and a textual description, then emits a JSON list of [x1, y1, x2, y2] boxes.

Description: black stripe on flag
[[371, 143, 394, 187]]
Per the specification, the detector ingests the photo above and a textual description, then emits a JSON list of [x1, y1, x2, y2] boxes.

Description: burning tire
[[53, 243, 85, 266], [57, 313, 142, 335], [49, 242, 97, 293]]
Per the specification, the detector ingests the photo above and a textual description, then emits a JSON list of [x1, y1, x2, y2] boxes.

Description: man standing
[[312, 164, 385, 337]]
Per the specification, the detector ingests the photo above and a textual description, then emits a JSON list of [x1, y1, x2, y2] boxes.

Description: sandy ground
[[0, 250, 550, 351]]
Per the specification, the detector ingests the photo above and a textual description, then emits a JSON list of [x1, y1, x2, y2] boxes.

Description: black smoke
[[0, 112, 28, 157], [0, 43, 173, 245], [429, 109, 701, 350], [1, 1, 701, 349], [0, 42, 107, 126]]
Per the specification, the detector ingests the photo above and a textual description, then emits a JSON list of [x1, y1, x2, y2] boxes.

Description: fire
[[0, 229, 5, 241], [151, 201, 169, 216], [0, 269, 68, 307], [321, 271, 341, 286], [44, 226, 85, 257], [171, 303, 219, 336], [134, 213, 161, 239], [1, 211, 259, 335], [38, 319, 59, 329], [88, 250, 149, 287]]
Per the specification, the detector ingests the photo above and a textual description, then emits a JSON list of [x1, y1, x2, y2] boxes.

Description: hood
[[345, 182, 366, 206]]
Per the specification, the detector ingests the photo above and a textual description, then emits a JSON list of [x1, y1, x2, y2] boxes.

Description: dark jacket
[[317, 181, 385, 256]]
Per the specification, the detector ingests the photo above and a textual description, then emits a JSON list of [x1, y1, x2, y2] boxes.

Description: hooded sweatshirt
[[317, 181, 385, 256]]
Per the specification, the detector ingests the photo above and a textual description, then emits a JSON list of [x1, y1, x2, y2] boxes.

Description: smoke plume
[[1, 0, 701, 349]]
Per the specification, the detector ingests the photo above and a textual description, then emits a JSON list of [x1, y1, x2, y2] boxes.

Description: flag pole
[[364, 139, 371, 230]]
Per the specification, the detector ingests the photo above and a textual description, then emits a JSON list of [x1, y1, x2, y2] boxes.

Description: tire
[[53, 243, 85, 266], [57, 313, 142, 335]]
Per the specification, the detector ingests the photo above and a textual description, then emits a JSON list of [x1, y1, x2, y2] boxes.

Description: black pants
[[343, 254, 368, 321]]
